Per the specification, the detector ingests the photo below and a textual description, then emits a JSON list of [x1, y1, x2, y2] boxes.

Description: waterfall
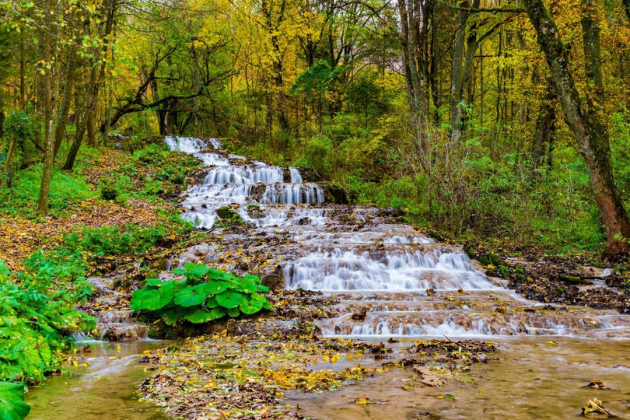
[[285, 248, 496, 292], [166, 136, 325, 229], [289, 167, 303, 183]]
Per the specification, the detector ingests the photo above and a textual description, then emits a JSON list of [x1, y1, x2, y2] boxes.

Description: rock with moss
[[216, 206, 248, 226], [324, 184, 349, 204], [247, 204, 265, 219]]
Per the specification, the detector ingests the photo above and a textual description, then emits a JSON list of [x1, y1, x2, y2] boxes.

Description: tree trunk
[[3, 134, 17, 187], [453, 0, 481, 139], [87, 111, 97, 147], [581, 0, 603, 102], [64, 64, 98, 171], [524, 0, 630, 258], [398, 0, 435, 133], [450, 0, 467, 138], [64, 0, 116, 170], [37, 0, 54, 217], [531, 82, 557, 170], [54, 42, 79, 157], [20, 30, 26, 110]]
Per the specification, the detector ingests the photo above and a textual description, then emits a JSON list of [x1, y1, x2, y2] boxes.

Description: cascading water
[[170, 136, 630, 340], [285, 249, 495, 292], [289, 167, 303, 183], [166, 136, 325, 228]]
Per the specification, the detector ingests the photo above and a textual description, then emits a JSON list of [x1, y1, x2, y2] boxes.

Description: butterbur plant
[[130, 263, 271, 325], [0, 261, 95, 384]]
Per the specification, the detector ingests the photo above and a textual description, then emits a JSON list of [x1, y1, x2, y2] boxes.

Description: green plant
[[130, 263, 271, 326], [0, 166, 96, 218], [63, 225, 168, 257], [0, 261, 95, 383], [0, 382, 30, 420], [100, 183, 118, 201]]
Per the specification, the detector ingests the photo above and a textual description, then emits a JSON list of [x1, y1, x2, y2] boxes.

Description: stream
[[26, 137, 630, 419]]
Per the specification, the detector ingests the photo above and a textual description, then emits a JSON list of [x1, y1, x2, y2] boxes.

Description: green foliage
[[0, 382, 30, 420], [100, 182, 118, 201], [130, 263, 271, 326], [0, 261, 95, 383], [63, 224, 170, 257], [291, 60, 346, 105], [2, 110, 37, 144], [91, 142, 201, 203], [0, 165, 96, 218]]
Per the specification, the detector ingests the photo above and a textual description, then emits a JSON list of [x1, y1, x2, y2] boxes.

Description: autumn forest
[[1, 0, 630, 418]]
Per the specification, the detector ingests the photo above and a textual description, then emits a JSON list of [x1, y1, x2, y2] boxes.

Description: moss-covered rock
[[216, 206, 248, 226], [324, 184, 349, 204], [247, 204, 265, 219]]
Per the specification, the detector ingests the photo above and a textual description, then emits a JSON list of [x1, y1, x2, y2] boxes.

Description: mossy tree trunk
[[524, 0, 630, 258]]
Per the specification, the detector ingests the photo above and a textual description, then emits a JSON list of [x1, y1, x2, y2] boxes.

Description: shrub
[[0, 261, 95, 383], [130, 263, 271, 326], [63, 225, 168, 257], [100, 183, 118, 200]]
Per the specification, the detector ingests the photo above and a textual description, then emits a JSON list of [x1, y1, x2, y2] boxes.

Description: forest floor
[[0, 143, 204, 271], [5, 137, 630, 420]]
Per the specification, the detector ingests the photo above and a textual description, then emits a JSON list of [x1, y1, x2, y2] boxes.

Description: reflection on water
[[26, 341, 171, 420], [288, 337, 630, 420]]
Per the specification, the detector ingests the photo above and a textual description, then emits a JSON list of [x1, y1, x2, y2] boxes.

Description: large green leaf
[[174, 285, 207, 307], [210, 307, 227, 319], [130, 281, 175, 311], [250, 292, 267, 302], [237, 277, 258, 293], [255, 284, 270, 293], [205, 296, 219, 309], [239, 297, 264, 315], [206, 268, 232, 281], [215, 291, 243, 309], [186, 263, 210, 280], [200, 281, 230, 295], [0, 382, 30, 420], [161, 309, 181, 327], [227, 307, 240, 318], [173, 263, 210, 282], [146, 278, 162, 287], [183, 308, 219, 324], [242, 274, 260, 283]]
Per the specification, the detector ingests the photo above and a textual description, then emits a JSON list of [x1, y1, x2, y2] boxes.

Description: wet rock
[[587, 379, 608, 389], [560, 274, 592, 285], [249, 184, 267, 201], [216, 205, 248, 226], [351, 308, 367, 321], [247, 204, 265, 219], [262, 266, 286, 291]]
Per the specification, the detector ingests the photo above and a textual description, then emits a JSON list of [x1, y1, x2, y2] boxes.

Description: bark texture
[[524, 0, 630, 258]]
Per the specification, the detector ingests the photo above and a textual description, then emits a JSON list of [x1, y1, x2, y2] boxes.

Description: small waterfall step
[[77, 277, 150, 343], [317, 309, 603, 337], [166, 136, 326, 229], [285, 248, 496, 292], [166, 137, 630, 341]]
